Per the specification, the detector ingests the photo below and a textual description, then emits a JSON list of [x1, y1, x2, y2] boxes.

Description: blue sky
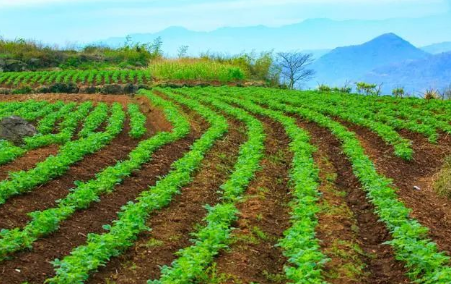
[[0, 0, 450, 45]]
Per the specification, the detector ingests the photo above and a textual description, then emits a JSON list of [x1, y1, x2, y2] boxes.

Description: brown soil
[[0, 119, 137, 230], [314, 138, 369, 284], [342, 122, 451, 258], [88, 119, 246, 284], [0, 111, 204, 284], [300, 121, 410, 284], [0, 145, 59, 180], [211, 117, 291, 284], [0, 94, 133, 107]]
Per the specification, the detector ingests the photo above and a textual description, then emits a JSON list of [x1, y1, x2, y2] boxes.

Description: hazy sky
[[0, 0, 450, 45]]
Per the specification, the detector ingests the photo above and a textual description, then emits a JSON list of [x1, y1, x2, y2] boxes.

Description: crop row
[[0, 69, 151, 87], [0, 101, 63, 165], [249, 92, 451, 283], [46, 88, 229, 283], [0, 102, 122, 205], [78, 103, 110, 138], [127, 103, 147, 139], [0, 103, 126, 259], [148, 88, 265, 283], [209, 91, 328, 282], [0, 93, 191, 263]]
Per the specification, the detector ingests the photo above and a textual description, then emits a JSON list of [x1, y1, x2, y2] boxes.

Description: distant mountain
[[98, 14, 451, 55], [364, 51, 451, 95], [421, 42, 451, 54], [310, 33, 430, 87]]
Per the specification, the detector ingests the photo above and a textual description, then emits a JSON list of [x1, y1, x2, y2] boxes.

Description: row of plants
[[148, 88, 265, 283], [0, 100, 49, 120], [211, 90, 328, 283], [127, 103, 147, 139], [0, 103, 126, 260], [78, 103, 109, 138], [254, 89, 414, 160], [0, 101, 62, 165], [301, 90, 440, 142], [45, 88, 229, 283], [0, 103, 123, 206], [0, 91, 192, 261], [253, 92, 451, 283], [37, 102, 76, 135], [331, 93, 451, 140], [24, 102, 93, 149], [0, 70, 152, 87]]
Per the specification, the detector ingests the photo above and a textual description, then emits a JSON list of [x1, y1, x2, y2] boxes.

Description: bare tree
[[177, 45, 189, 58], [276, 52, 315, 89]]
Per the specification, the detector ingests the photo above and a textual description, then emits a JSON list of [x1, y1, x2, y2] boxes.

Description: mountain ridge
[[96, 14, 451, 55], [309, 33, 430, 87]]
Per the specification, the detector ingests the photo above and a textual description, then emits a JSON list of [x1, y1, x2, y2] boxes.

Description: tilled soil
[[343, 121, 451, 259], [212, 117, 292, 284], [89, 118, 246, 284], [300, 121, 410, 284], [0, 119, 137, 230], [0, 145, 59, 180]]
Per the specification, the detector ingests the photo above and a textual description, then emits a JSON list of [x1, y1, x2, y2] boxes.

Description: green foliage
[[392, 87, 405, 98], [78, 103, 109, 138], [355, 82, 381, 96], [0, 70, 152, 88], [211, 90, 328, 283], [127, 103, 147, 139], [0, 37, 164, 71], [149, 60, 246, 83], [45, 89, 221, 284], [244, 87, 451, 284], [150, 89, 265, 283]]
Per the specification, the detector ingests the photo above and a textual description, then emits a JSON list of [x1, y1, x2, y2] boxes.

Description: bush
[[424, 88, 440, 100], [11, 86, 32, 94], [48, 83, 79, 93], [392, 87, 405, 98]]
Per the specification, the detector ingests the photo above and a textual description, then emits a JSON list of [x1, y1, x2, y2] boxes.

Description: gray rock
[[0, 116, 37, 145]]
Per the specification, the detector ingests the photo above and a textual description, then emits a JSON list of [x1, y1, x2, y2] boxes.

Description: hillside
[[422, 42, 451, 54], [310, 33, 430, 86], [98, 14, 451, 55], [364, 51, 451, 94]]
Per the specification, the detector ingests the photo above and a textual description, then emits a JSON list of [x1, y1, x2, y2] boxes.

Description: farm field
[[1, 87, 451, 284], [0, 70, 152, 88]]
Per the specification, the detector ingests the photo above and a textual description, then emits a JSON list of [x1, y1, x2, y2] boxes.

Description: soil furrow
[[0, 114, 203, 284], [211, 117, 291, 284], [0, 119, 137, 230], [88, 118, 246, 284], [300, 120, 409, 284], [0, 145, 59, 180], [341, 121, 451, 258]]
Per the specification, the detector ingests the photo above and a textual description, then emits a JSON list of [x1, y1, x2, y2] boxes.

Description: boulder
[[0, 116, 37, 145]]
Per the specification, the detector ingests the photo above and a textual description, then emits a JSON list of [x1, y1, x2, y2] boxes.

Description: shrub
[[392, 87, 405, 98], [424, 88, 440, 100]]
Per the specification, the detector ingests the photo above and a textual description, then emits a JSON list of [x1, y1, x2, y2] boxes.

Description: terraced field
[[0, 70, 152, 88], [1, 87, 451, 284]]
